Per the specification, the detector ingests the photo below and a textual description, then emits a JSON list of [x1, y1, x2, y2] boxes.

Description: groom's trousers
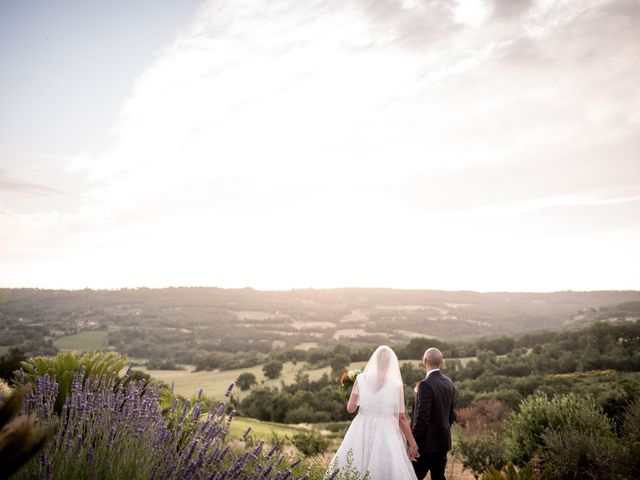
[[413, 450, 447, 480]]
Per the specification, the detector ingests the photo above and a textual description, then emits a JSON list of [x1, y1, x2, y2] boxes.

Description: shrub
[[239, 387, 278, 421], [236, 372, 257, 391], [456, 432, 506, 479], [262, 361, 284, 380], [285, 405, 331, 424], [621, 396, 640, 443], [621, 398, 640, 478], [0, 348, 26, 382], [456, 399, 511, 431], [400, 362, 424, 387], [329, 355, 351, 377], [291, 429, 330, 456], [481, 462, 553, 480], [145, 359, 183, 370], [475, 390, 522, 410], [539, 429, 624, 480], [506, 393, 614, 465]]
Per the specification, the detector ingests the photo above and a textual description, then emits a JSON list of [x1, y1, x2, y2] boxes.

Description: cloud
[[1, 0, 638, 290], [0, 167, 66, 195], [490, 0, 534, 20]]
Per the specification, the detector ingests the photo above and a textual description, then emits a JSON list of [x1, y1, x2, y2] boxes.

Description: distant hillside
[[2, 287, 640, 360]]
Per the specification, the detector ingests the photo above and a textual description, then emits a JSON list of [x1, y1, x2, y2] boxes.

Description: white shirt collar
[[426, 368, 440, 378]]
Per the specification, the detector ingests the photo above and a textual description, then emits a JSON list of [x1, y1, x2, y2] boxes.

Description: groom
[[410, 347, 456, 480]]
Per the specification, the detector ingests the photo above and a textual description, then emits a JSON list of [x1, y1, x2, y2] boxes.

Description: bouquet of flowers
[[339, 368, 362, 399]]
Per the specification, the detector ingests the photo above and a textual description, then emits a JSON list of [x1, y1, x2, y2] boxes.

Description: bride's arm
[[399, 414, 419, 459], [346, 379, 359, 413]]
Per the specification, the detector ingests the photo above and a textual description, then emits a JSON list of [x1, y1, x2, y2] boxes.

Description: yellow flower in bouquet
[[339, 368, 362, 399]]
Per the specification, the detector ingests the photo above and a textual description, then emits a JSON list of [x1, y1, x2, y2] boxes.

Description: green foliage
[[456, 431, 506, 479], [0, 348, 26, 382], [285, 405, 330, 424], [236, 372, 257, 391], [158, 387, 220, 449], [291, 429, 330, 456], [621, 398, 640, 478], [594, 378, 640, 434], [239, 387, 282, 421], [481, 463, 551, 480], [194, 350, 265, 372], [539, 429, 625, 480], [145, 358, 183, 370], [262, 360, 284, 379], [400, 337, 455, 360], [296, 449, 369, 480], [326, 449, 370, 480], [400, 362, 424, 387], [128, 369, 151, 385], [0, 386, 53, 478], [506, 392, 614, 466], [19, 351, 130, 412], [329, 354, 351, 376], [622, 397, 640, 442], [238, 375, 348, 424], [475, 389, 522, 410]]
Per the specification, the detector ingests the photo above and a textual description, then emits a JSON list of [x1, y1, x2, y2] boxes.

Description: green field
[[140, 361, 333, 400], [228, 416, 307, 441], [140, 359, 425, 400], [53, 330, 109, 351]]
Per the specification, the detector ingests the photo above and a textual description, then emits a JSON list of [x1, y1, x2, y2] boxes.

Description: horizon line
[[1, 285, 639, 295]]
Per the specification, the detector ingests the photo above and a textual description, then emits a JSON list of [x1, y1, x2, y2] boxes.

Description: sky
[[1, 0, 639, 292]]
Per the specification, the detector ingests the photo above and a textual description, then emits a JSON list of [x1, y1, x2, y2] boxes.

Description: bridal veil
[[355, 345, 406, 420]]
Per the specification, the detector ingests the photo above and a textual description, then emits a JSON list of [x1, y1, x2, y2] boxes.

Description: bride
[[327, 345, 419, 480]]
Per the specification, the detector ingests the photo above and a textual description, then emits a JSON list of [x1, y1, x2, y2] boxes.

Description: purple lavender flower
[[266, 440, 281, 459], [224, 382, 235, 397], [15, 368, 307, 480]]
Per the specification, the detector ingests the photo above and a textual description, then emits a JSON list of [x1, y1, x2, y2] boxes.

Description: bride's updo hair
[[377, 347, 391, 370], [359, 345, 405, 416]]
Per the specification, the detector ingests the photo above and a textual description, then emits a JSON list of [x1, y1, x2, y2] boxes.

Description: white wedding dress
[[327, 346, 418, 480]]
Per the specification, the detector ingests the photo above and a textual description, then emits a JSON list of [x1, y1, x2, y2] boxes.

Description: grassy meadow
[[138, 359, 429, 400], [52, 330, 109, 351], [227, 416, 307, 441], [139, 361, 329, 400]]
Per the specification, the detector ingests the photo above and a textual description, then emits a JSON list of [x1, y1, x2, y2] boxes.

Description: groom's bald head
[[423, 347, 443, 369]]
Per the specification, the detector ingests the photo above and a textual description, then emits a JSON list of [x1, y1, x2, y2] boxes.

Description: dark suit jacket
[[411, 370, 455, 453]]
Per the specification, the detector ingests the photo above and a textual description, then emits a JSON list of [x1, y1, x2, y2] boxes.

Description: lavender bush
[[19, 351, 130, 413], [14, 369, 307, 480]]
